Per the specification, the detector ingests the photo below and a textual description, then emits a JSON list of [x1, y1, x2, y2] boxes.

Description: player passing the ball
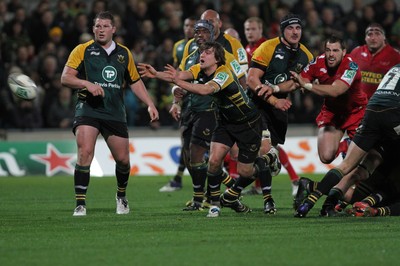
[[139, 41, 280, 217]]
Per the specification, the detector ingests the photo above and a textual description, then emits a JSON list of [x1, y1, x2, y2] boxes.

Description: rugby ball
[[7, 73, 37, 100]]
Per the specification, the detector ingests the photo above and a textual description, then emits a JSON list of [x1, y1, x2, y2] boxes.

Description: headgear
[[280, 14, 303, 33], [194, 19, 214, 41]]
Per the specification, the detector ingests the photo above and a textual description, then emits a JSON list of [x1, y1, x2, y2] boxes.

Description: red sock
[[224, 153, 239, 179], [335, 138, 350, 158], [278, 146, 298, 182]]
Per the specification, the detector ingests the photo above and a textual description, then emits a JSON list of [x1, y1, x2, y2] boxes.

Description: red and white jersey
[[350, 44, 400, 99], [301, 54, 367, 114], [245, 37, 267, 65]]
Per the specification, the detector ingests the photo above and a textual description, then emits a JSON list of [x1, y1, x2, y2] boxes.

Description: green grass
[[1, 174, 399, 266]]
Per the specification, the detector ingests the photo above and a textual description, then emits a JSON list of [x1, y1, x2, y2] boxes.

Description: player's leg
[[206, 141, 231, 206], [224, 143, 239, 180], [321, 149, 383, 216], [104, 121, 131, 215], [72, 122, 99, 216], [184, 111, 216, 210], [183, 142, 209, 210], [317, 125, 344, 164], [295, 141, 367, 217], [220, 160, 254, 213], [221, 118, 262, 213]]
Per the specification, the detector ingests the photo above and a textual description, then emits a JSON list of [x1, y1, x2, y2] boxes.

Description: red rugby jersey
[[350, 44, 400, 99], [301, 54, 367, 113]]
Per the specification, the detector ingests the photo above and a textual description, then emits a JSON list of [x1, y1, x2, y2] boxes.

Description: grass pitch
[[1, 174, 399, 266]]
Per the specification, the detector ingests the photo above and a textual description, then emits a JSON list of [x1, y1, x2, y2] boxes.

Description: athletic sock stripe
[[309, 194, 319, 203]]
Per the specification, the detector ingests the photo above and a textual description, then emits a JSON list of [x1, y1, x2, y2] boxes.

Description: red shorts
[[315, 106, 365, 139]]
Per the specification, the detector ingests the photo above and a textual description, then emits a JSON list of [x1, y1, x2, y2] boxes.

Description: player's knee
[[207, 157, 221, 171], [77, 149, 94, 165], [115, 158, 130, 168], [319, 153, 335, 164], [237, 166, 253, 178]]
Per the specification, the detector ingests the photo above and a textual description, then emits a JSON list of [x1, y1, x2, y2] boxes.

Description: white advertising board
[[91, 137, 342, 177]]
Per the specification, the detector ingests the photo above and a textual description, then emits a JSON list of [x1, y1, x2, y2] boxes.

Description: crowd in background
[[0, 0, 399, 130]]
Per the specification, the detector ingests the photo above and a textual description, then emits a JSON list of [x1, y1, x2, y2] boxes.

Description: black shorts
[[72, 116, 129, 139], [212, 115, 262, 164], [353, 106, 400, 152], [181, 110, 218, 150], [259, 107, 288, 146]]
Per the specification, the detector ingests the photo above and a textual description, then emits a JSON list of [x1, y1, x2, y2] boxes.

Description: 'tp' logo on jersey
[[102, 66, 117, 82]]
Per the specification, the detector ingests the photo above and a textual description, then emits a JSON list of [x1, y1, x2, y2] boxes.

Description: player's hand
[[290, 71, 305, 87], [86, 82, 105, 97], [164, 64, 179, 83], [169, 103, 181, 121], [148, 105, 159, 122], [255, 84, 273, 100], [138, 63, 157, 78], [274, 98, 292, 111]]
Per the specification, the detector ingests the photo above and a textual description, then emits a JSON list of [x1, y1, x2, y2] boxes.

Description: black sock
[[224, 176, 254, 200], [221, 171, 235, 188], [74, 164, 90, 206], [362, 193, 384, 207], [309, 181, 318, 192], [377, 206, 391, 216], [207, 170, 223, 205], [324, 188, 344, 207], [304, 190, 323, 206], [116, 164, 130, 198], [315, 168, 343, 195], [257, 165, 273, 200], [188, 161, 207, 204]]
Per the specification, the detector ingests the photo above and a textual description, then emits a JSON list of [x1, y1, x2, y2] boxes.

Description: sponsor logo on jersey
[[213, 72, 229, 86], [102, 66, 117, 82], [361, 71, 383, 84], [230, 60, 242, 76], [90, 51, 100, 56], [341, 70, 356, 84], [274, 73, 287, 84], [275, 54, 284, 60], [237, 47, 247, 62], [349, 61, 358, 70]]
